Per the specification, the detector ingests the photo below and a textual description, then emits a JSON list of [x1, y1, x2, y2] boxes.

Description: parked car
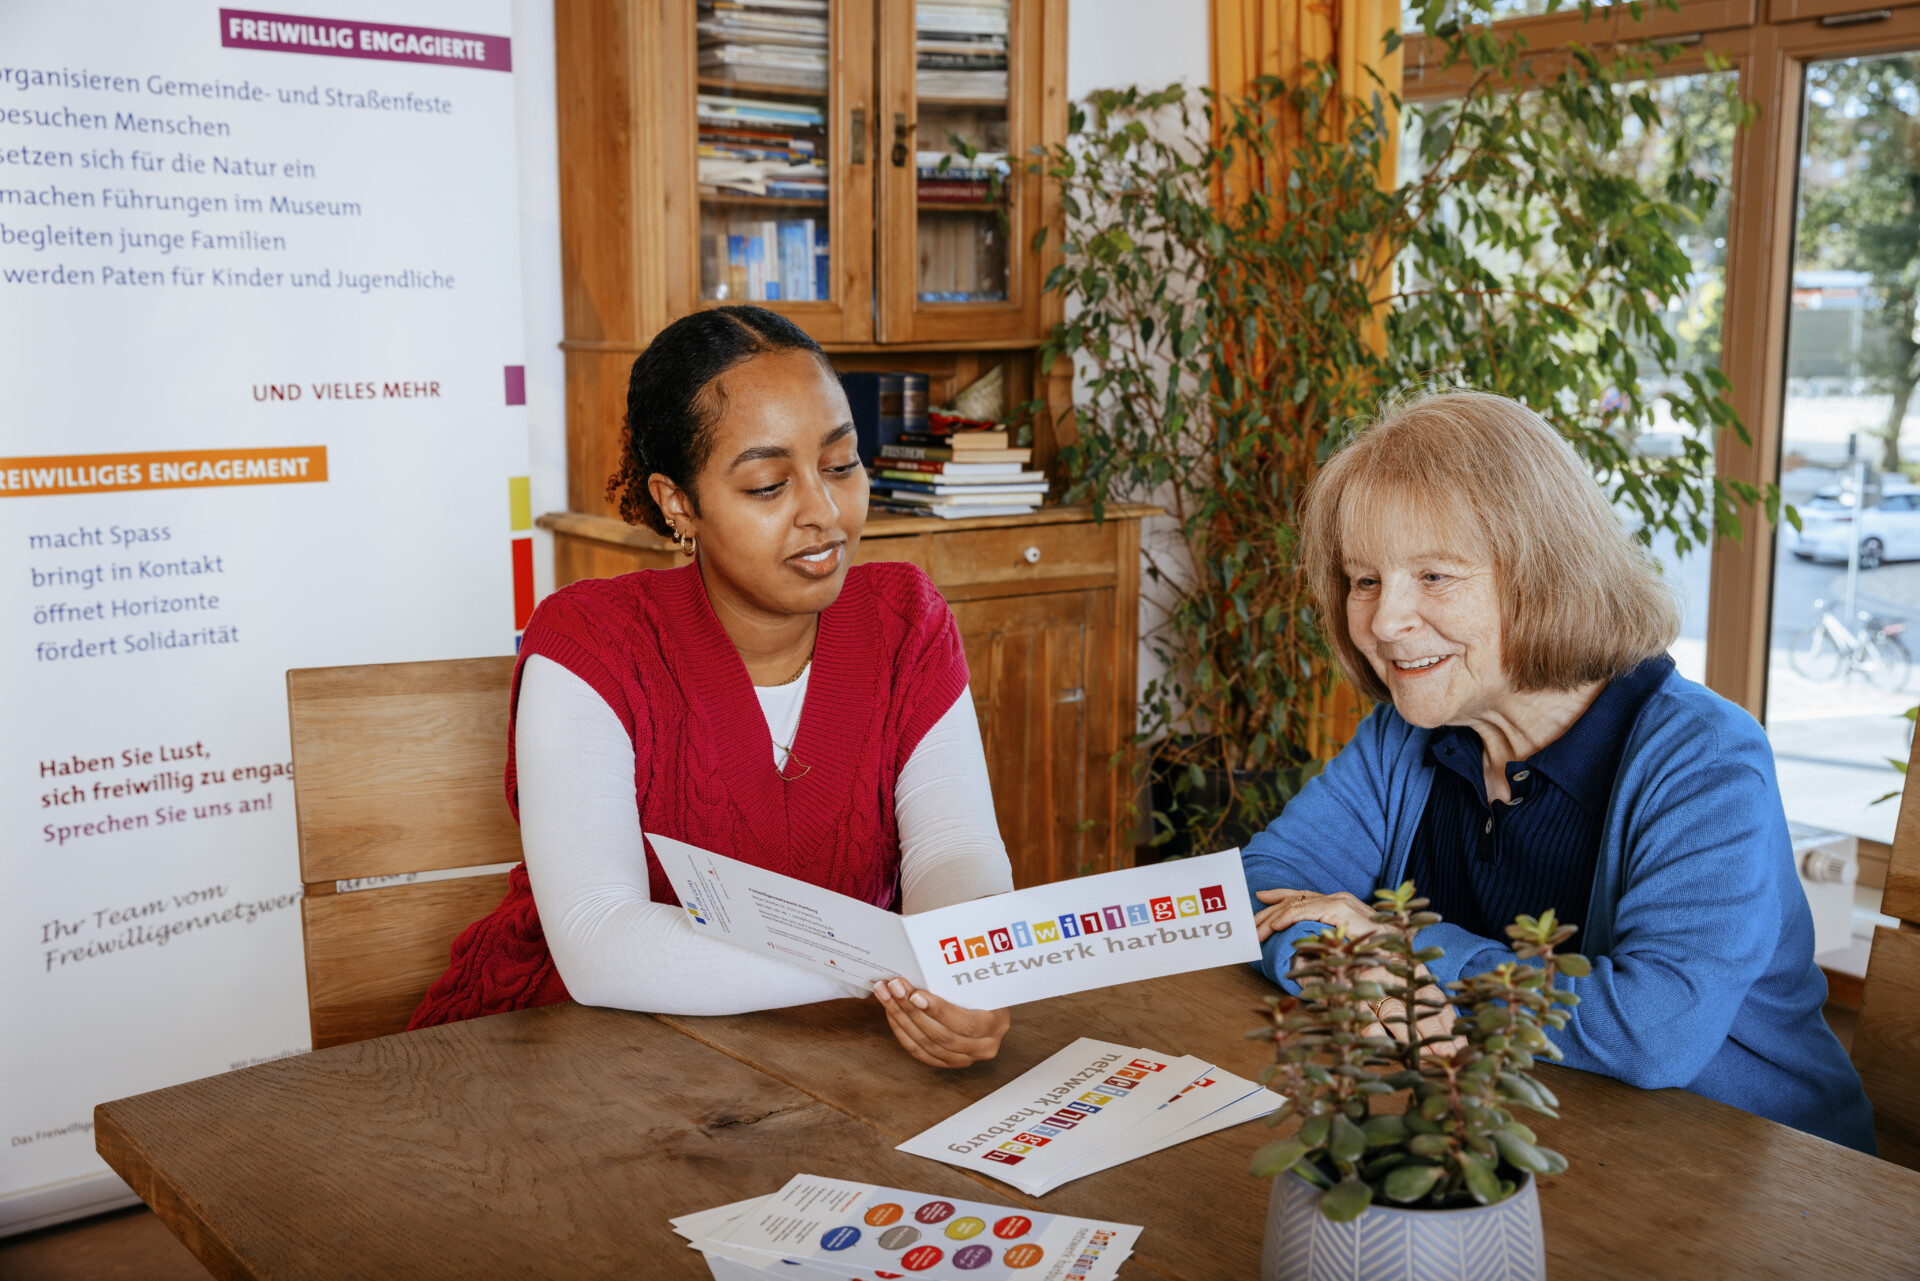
[[1788, 481, 1920, 568]]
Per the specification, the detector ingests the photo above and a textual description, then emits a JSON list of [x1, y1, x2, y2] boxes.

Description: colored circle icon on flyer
[[878, 1225, 921, 1250], [953, 1243, 994, 1269], [992, 1215, 1033, 1239], [1002, 1243, 1045, 1268], [900, 1244, 945, 1270], [913, 1200, 956, 1224], [945, 1216, 986, 1240], [820, 1226, 860, 1251], [865, 1202, 904, 1226]]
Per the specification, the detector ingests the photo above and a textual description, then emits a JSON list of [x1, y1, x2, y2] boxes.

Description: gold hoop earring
[[675, 528, 697, 557]]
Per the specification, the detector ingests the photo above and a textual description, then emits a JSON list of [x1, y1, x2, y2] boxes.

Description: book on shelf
[[697, 94, 824, 129], [879, 443, 1030, 464], [915, 2, 1010, 37], [901, 372, 928, 437], [918, 181, 993, 203], [873, 479, 1048, 496], [871, 500, 1038, 519], [876, 458, 1028, 477], [840, 371, 903, 467], [896, 428, 1008, 449], [877, 467, 1043, 483], [877, 490, 1041, 506], [813, 221, 829, 299]]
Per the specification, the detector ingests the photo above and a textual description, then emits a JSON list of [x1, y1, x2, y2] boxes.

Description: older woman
[[1241, 391, 1875, 1153]]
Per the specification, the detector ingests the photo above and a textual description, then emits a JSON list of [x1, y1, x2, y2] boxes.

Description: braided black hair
[[607, 305, 831, 536]]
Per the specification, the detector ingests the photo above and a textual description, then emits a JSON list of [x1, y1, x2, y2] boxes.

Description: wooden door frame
[[875, 0, 1060, 344]]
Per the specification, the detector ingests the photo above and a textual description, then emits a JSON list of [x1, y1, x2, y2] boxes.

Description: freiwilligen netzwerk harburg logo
[[937, 884, 1232, 975]]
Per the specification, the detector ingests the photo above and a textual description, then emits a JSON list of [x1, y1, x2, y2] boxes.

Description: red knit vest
[[408, 559, 968, 1028]]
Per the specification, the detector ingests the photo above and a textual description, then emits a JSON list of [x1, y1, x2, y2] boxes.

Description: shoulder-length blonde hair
[[1299, 391, 1679, 703]]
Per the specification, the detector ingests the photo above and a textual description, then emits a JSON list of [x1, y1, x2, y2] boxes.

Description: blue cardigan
[[1241, 668, 1876, 1153]]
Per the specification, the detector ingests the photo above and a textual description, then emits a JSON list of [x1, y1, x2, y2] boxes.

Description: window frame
[[1404, 2, 1920, 717]]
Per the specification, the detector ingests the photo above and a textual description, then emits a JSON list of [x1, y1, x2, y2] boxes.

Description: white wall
[[513, 0, 565, 598], [1068, 0, 1211, 99]]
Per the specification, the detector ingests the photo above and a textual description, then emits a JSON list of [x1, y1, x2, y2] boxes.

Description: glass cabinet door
[[878, 0, 1043, 343], [672, 0, 874, 343]]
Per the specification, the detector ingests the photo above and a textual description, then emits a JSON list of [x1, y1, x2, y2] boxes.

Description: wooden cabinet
[[555, 0, 1072, 518], [538, 505, 1153, 887]]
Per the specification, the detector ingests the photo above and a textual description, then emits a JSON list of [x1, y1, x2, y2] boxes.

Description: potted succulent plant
[[1248, 883, 1590, 1281]]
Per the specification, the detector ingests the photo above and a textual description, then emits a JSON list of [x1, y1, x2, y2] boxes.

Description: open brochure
[[647, 837, 1259, 1009]]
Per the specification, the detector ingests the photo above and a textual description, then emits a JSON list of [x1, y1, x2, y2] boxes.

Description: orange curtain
[[1209, 0, 1404, 205], [1210, 0, 1401, 759]]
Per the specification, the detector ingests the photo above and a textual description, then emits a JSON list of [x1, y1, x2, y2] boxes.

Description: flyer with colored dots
[[679, 1174, 1140, 1280]]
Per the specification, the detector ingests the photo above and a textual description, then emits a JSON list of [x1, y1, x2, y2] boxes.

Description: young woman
[[410, 306, 1016, 1068]]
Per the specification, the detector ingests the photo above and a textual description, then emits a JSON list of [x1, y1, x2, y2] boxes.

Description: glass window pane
[[1765, 52, 1920, 847], [696, 0, 831, 302], [915, 0, 1011, 304]]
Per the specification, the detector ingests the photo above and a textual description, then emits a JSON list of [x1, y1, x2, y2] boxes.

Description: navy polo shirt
[[1403, 654, 1674, 940]]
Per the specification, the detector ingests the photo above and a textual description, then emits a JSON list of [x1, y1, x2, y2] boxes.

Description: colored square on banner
[[508, 476, 531, 531], [504, 365, 526, 406], [511, 536, 534, 629]]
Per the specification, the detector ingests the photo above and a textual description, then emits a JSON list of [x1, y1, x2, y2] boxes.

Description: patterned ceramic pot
[[1261, 1169, 1546, 1281]]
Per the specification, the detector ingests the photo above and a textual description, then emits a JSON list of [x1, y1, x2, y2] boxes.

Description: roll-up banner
[[0, 2, 530, 1230]]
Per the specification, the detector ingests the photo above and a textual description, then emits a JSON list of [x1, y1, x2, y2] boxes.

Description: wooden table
[[96, 967, 1920, 1280]]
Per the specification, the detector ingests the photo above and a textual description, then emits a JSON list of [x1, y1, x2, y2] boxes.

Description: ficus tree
[[1030, 0, 1784, 850]]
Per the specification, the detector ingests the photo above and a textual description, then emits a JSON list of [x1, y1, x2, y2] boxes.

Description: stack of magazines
[[697, 0, 829, 91], [697, 94, 827, 202], [916, 0, 1008, 101]]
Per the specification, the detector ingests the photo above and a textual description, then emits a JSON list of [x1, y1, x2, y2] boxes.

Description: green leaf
[[1329, 1115, 1368, 1164], [1556, 953, 1592, 977], [1299, 1114, 1332, 1148], [1361, 1114, 1409, 1146], [1491, 1130, 1553, 1174], [1318, 1177, 1375, 1222], [1383, 1162, 1447, 1203], [1250, 1137, 1310, 1178], [1459, 1151, 1502, 1205]]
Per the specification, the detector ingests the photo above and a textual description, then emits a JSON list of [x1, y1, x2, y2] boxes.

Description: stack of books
[[672, 1173, 1140, 1280], [871, 418, 1045, 519], [917, 149, 1010, 205], [915, 1, 1009, 101], [697, 95, 828, 203], [697, 0, 829, 92]]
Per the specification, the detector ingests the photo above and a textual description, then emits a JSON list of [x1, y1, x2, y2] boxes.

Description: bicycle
[[1786, 599, 1912, 691]]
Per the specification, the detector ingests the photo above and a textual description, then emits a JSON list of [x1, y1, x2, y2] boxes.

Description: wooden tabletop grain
[[96, 967, 1920, 1280]]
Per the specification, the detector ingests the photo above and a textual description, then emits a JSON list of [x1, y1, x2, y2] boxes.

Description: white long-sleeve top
[[514, 653, 1014, 1015]]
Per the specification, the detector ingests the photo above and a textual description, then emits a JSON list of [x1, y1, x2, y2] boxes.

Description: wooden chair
[[288, 657, 521, 1049], [1853, 771, 1920, 1170]]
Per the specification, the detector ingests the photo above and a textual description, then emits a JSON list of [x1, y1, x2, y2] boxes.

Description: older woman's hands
[[1255, 888, 1466, 1054], [873, 977, 1009, 1068], [1254, 887, 1386, 943]]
